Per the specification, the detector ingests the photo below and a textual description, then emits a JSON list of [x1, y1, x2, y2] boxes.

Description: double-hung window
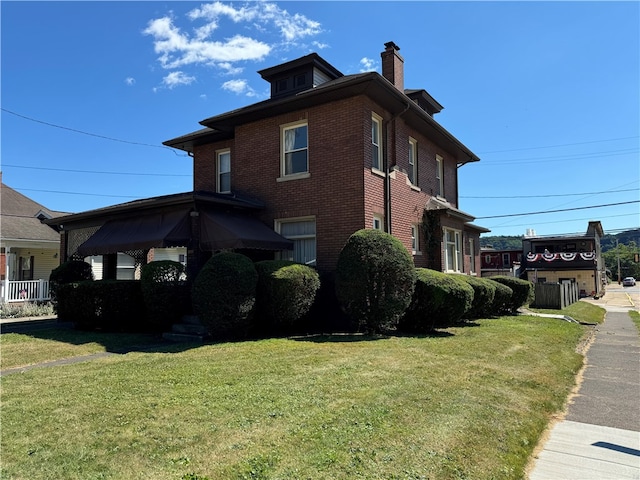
[[444, 228, 462, 272], [217, 150, 231, 193], [408, 137, 417, 185], [435, 154, 444, 197], [371, 114, 382, 170], [282, 122, 308, 177], [277, 217, 316, 266]]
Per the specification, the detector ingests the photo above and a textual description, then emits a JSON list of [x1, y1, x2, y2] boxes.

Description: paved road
[[529, 288, 640, 479]]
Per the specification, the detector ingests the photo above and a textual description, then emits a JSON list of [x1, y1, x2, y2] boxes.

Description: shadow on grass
[[3, 322, 197, 355]]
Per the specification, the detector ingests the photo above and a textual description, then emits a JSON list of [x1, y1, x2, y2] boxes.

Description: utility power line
[[12, 188, 144, 199], [478, 136, 639, 154], [1, 107, 187, 156], [461, 188, 638, 199], [475, 200, 640, 219], [2, 164, 191, 177]]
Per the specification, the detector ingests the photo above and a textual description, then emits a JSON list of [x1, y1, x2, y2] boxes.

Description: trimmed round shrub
[[335, 229, 416, 334], [191, 252, 258, 340], [399, 269, 474, 333], [490, 280, 514, 315], [255, 260, 320, 333], [489, 276, 534, 313], [49, 260, 94, 318], [141, 260, 189, 331], [461, 276, 497, 319]]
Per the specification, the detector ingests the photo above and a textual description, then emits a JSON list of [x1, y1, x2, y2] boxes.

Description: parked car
[[622, 277, 636, 287]]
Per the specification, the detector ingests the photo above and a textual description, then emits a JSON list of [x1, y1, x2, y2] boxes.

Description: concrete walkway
[[528, 297, 640, 479]]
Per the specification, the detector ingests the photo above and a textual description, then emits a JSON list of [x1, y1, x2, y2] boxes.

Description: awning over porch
[[200, 210, 293, 251], [77, 210, 191, 256]]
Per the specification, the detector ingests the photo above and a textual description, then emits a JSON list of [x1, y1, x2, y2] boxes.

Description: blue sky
[[2, 1, 639, 238]]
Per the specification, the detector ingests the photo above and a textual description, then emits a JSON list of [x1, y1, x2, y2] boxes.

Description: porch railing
[[0, 280, 51, 303]]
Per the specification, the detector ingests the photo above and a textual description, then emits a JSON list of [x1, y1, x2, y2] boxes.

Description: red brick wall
[[191, 94, 469, 272]]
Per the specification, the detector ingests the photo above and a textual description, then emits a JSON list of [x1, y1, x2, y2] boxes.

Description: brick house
[[480, 247, 522, 278], [164, 41, 487, 274], [48, 42, 487, 277]]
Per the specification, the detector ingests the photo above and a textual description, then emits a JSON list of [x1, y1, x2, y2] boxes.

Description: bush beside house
[[399, 269, 474, 333], [335, 229, 416, 334], [489, 276, 534, 313], [255, 260, 320, 334], [140, 260, 190, 331], [191, 252, 258, 340]]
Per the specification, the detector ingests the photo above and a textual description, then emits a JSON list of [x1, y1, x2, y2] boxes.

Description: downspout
[[383, 101, 410, 234]]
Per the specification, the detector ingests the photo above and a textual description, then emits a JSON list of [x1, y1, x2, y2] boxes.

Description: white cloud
[[312, 41, 329, 50], [144, 2, 323, 72], [222, 79, 256, 97], [359, 57, 377, 72], [125, 77, 136, 85], [162, 71, 196, 89]]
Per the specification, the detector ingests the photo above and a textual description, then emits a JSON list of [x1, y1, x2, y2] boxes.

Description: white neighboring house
[[0, 179, 67, 302]]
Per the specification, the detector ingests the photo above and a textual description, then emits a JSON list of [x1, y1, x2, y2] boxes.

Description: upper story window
[[281, 121, 308, 177], [216, 149, 231, 193], [371, 114, 382, 170], [435, 154, 444, 197], [408, 137, 417, 185]]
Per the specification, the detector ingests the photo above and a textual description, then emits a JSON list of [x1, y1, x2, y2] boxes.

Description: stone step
[[172, 323, 208, 335], [162, 332, 205, 343]]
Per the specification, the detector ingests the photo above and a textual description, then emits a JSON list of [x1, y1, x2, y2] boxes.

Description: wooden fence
[[531, 282, 579, 310]]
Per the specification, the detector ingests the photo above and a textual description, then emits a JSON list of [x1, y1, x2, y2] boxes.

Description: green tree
[[603, 241, 640, 281]]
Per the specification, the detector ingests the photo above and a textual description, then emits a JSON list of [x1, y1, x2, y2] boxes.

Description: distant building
[[480, 247, 522, 277], [521, 221, 606, 297]]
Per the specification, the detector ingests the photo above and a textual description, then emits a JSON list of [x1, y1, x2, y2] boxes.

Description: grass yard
[[1, 329, 166, 370], [0, 314, 591, 480], [529, 299, 606, 325]]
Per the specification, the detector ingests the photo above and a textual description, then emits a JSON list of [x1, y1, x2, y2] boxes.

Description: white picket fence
[[0, 280, 51, 303]]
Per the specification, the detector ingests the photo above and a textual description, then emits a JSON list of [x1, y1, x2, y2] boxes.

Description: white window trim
[[216, 149, 231, 193], [436, 154, 444, 198], [443, 227, 462, 273], [371, 113, 383, 172], [469, 239, 476, 274], [411, 224, 421, 255], [408, 137, 418, 186], [279, 120, 309, 179]]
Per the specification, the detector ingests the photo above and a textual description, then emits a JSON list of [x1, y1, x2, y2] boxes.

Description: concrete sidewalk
[[528, 307, 640, 479]]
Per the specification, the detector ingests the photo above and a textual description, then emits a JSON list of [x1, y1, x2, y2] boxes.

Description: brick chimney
[[381, 41, 404, 92]]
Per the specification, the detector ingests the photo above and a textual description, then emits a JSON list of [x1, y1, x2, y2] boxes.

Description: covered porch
[[45, 191, 293, 280]]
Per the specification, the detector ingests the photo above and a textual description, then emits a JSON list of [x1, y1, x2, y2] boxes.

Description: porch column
[[103, 254, 118, 280]]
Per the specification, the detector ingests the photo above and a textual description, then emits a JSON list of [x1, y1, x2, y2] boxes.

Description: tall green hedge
[[255, 260, 320, 334], [56, 280, 145, 331], [399, 269, 474, 333], [140, 260, 189, 331], [489, 276, 534, 313], [191, 252, 258, 340], [335, 229, 416, 334], [49, 260, 93, 313]]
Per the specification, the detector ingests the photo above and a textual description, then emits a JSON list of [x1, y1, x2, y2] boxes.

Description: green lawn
[[0, 310, 592, 480], [529, 299, 606, 324]]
